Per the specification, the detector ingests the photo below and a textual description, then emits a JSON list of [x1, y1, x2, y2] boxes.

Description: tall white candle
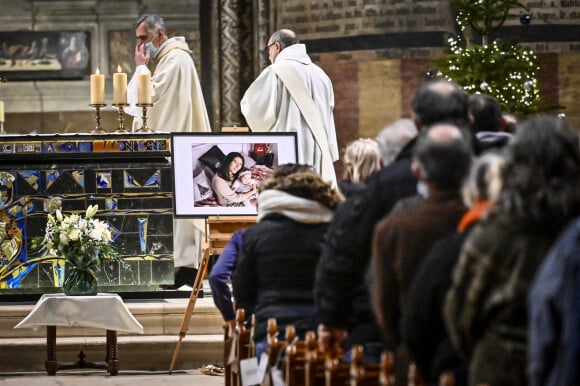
[[113, 65, 127, 104], [137, 73, 152, 104], [90, 68, 105, 105], [0, 101, 4, 122]]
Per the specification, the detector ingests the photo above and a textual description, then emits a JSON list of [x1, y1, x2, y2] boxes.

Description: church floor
[[0, 369, 224, 385]]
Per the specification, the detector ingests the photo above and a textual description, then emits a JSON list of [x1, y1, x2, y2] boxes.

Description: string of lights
[[430, 0, 541, 115]]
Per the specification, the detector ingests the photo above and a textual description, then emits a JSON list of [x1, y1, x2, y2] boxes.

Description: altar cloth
[[14, 293, 144, 334]]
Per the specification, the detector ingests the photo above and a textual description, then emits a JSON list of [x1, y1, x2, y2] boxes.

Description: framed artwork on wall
[[108, 30, 134, 75], [0, 31, 90, 81], [171, 132, 298, 217]]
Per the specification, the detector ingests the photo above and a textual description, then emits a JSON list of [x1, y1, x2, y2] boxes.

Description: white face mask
[[417, 181, 429, 198]]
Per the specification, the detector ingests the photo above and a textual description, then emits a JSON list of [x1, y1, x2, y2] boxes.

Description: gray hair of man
[[134, 14, 166, 34], [269, 29, 300, 49], [375, 118, 418, 166]]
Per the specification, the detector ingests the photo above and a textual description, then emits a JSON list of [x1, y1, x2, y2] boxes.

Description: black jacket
[[314, 139, 418, 350], [232, 213, 328, 343]]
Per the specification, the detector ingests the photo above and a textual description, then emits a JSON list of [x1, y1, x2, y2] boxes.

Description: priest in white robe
[[240, 29, 339, 186], [128, 14, 211, 285]]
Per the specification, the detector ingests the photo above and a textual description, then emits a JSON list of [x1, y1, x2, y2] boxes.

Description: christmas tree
[[432, 0, 541, 116]]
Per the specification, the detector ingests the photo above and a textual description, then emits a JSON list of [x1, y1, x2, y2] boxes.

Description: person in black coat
[[231, 165, 343, 358], [315, 79, 471, 363]]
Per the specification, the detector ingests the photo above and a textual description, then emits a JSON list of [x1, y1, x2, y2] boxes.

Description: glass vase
[[62, 266, 98, 296]]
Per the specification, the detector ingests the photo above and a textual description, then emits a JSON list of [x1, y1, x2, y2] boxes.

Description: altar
[[0, 133, 175, 295]]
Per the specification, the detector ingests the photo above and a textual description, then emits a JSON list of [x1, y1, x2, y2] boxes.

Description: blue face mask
[[145, 41, 159, 58]]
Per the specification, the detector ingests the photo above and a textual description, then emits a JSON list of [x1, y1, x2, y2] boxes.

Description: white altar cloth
[[14, 293, 144, 334]]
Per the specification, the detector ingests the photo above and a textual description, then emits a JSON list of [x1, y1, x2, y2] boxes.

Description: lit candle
[[113, 65, 127, 105], [137, 72, 152, 104], [90, 68, 105, 105], [0, 101, 4, 122]]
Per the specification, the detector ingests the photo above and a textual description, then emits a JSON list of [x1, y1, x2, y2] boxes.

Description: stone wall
[[0, 0, 200, 134], [277, 0, 580, 157], [1, 0, 579, 148]]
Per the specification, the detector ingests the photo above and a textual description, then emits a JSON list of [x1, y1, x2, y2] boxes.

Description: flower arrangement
[[32, 205, 119, 294]]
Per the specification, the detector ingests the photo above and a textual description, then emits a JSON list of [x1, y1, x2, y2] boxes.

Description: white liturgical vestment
[[128, 36, 211, 269], [240, 44, 339, 186], [128, 37, 211, 134]]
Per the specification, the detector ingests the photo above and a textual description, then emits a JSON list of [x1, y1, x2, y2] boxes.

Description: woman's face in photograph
[[228, 156, 243, 177]]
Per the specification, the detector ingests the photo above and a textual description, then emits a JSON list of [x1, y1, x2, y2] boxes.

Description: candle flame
[[117, 65, 122, 73], [95, 67, 100, 75]]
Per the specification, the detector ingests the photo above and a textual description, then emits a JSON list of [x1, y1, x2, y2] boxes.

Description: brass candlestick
[[136, 103, 154, 132], [112, 103, 129, 133], [89, 103, 107, 134], [0, 122, 4, 135]]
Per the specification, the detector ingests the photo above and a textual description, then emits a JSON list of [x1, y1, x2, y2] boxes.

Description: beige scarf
[[257, 190, 334, 223]]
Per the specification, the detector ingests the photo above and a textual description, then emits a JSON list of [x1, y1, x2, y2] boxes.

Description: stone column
[[200, 0, 275, 130]]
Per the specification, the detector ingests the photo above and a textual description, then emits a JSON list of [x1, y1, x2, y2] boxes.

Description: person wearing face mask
[[240, 29, 339, 186], [127, 14, 212, 289], [128, 14, 211, 134]]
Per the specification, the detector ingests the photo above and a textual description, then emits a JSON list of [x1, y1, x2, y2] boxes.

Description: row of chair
[[224, 309, 456, 386]]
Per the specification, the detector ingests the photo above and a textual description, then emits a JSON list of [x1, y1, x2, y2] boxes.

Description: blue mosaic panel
[[0, 134, 174, 294]]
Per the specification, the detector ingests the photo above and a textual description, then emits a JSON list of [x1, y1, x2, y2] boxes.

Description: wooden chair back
[[407, 363, 424, 386], [304, 330, 326, 386], [227, 309, 255, 386], [324, 355, 349, 386], [438, 372, 454, 386], [284, 327, 308, 386], [349, 345, 381, 386], [264, 318, 285, 366], [224, 320, 234, 386], [379, 351, 395, 386]]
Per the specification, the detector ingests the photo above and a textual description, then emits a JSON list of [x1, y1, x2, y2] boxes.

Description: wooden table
[[14, 293, 144, 375]]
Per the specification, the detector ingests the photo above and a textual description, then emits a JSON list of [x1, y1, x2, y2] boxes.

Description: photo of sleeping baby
[[190, 142, 275, 208]]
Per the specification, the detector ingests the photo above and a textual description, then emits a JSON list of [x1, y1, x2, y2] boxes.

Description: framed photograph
[[0, 31, 90, 81], [172, 132, 298, 217]]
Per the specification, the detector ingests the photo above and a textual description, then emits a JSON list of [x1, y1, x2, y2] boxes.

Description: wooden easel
[[169, 215, 256, 373], [169, 124, 253, 372]]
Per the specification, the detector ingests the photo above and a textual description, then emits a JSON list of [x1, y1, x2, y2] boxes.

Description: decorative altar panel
[[0, 133, 174, 295]]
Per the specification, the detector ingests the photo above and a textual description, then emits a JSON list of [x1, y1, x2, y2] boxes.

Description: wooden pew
[[304, 330, 326, 386], [260, 321, 299, 386], [263, 319, 280, 364], [408, 363, 424, 386], [439, 372, 454, 386], [224, 320, 234, 386], [227, 309, 255, 386], [324, 355, 349, 386], [349, 345, 381, 386], [284, 328, 311, 386], [379, 351, 395, 386], [260, 319, 292, 385]]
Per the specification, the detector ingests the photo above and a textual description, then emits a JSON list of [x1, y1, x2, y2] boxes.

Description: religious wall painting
[[108, 30, 134, 75], [0, 31, 90, 81]]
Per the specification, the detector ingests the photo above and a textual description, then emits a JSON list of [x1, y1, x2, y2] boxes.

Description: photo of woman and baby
[[189, 143, 276, 210]]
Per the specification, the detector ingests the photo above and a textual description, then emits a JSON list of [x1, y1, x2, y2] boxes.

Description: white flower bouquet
[[32, 205, 119, 294]]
